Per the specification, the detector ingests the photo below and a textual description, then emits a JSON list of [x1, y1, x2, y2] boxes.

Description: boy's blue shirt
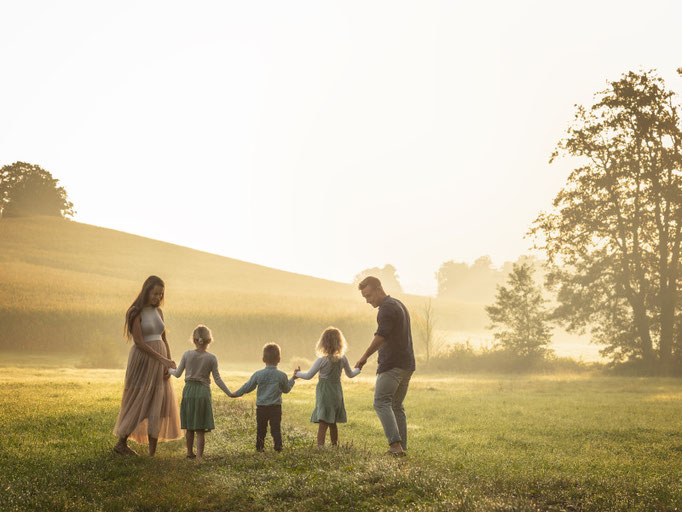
[[232, 365, 295, 406]]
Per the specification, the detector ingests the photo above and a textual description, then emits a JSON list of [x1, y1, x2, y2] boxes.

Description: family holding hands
[[113, 275, 415, 460]]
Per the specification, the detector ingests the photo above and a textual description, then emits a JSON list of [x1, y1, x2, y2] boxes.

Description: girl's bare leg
[[186, 430, 195, 457], [196, 431, 205, 459], [148, 436, 158, 456], [317, 421, 329, 447], [329, 423, 338, 446]]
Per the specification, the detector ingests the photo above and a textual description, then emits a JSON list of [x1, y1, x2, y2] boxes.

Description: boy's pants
[[373, 367, 413, 450], [256, 404, 282, 451]]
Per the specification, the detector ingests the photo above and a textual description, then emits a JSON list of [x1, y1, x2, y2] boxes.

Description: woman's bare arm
[[158, 309, 172, 359]]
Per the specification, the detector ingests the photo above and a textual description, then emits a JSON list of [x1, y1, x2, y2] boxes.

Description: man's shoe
[[384, 449, 407, 457]]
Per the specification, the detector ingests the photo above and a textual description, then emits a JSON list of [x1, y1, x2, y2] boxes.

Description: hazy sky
[[2, 1, 681, 294]]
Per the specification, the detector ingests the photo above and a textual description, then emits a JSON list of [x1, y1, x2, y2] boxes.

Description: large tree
[[0, 162, 75, 218], [485, 263, 552, 358], [531, 70, 682, 372]]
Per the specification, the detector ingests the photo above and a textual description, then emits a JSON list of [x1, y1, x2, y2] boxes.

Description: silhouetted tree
[[0, 162, 74, 218], [485, 263, 552, 358], [353, 264, 403, 294], [530, 70, 682, 373]]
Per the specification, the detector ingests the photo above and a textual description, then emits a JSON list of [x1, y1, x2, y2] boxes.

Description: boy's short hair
[[358, 276, 382, 291], [262, 343, 281, 365]]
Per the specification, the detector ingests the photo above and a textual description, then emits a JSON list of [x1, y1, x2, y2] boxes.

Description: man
[[355, 276, 415, 456]]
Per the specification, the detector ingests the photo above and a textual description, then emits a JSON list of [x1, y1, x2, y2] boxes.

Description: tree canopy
[[531, 70, 682, 373], [0, 162, 74, 219]]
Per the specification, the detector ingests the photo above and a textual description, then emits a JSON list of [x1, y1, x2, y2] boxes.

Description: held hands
[[166, 359, 177, 370], [354, 357, 367, 370], [293, 366, 301, 379]]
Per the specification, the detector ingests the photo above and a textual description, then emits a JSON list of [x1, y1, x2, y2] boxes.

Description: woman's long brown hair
[[124, 275, 165, 340]]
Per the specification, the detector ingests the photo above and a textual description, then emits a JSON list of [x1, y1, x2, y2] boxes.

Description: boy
[[230, 343, 298, 452]]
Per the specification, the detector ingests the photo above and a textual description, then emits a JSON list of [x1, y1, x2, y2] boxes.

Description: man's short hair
[[262, 343, 281, 365], [358, 276, 383, 291]]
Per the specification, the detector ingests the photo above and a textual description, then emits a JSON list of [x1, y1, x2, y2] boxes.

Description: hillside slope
[[0, 217, 596, 362], [0, 216, 359, 310], [0, 217, 495, 365], [0, 217, 375, 360]]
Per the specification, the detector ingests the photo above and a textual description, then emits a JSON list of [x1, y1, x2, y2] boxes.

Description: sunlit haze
[[2, 0, 681, 294]]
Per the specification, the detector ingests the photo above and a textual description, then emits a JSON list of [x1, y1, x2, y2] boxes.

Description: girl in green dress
[[169, 325, 232, 459], [295, 327, 361, 446]]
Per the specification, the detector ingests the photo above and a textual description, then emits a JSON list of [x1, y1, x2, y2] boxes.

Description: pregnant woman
[[113, 275, 182, 456]]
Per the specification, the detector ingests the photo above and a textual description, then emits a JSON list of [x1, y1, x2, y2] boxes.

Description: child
[[230, 343, 296, 452], [295, 327, 361, 447], [169, 325, 231, 460]]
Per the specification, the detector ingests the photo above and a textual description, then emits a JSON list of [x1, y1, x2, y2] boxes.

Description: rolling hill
[[0, 217, 490, 366], [0, 217, 599, 366], [0, 217, 372, 362]]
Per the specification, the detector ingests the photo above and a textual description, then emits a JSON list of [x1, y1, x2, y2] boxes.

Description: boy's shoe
[[186, 454, 196, 459]]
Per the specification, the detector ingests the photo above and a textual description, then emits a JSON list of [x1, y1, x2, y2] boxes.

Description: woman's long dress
[[113, 307, 181, 444]]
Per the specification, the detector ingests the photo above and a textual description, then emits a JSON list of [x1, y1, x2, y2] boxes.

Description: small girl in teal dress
[[169, 325, 231, 459], [295, 327, 361, 446]]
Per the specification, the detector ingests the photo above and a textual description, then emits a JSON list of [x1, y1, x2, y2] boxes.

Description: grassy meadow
[[1, 361, 681, 511], [3, 216, 678, 510]]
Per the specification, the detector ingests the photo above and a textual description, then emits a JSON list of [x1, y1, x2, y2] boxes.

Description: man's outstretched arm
[[355, 334, 385, 369]]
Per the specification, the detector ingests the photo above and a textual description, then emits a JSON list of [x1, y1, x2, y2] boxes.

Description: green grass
[[1, 364, 680, 511]]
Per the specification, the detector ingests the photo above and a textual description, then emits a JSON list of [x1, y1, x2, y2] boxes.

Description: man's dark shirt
[[375, 296, 416, 374]]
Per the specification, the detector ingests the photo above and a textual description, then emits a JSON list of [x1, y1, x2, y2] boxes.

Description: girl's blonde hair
[[192, 325, 212, 346], [316, 327, 347, 360]]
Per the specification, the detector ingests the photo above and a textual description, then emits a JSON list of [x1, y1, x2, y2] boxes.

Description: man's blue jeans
[[373, 367, 413, 449]]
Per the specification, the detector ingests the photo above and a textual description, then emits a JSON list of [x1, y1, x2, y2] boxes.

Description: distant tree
[[0, 162, 75, 219], [499, 255, 545, 286], [435, 260, 469, 297], [353, 264, 403, 294], [436, 256, 502, 303], [530, 70, 682, 373], [415, 298, 436, 363], [437, 255, 545, 304], [485, 263, 552, 358]]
